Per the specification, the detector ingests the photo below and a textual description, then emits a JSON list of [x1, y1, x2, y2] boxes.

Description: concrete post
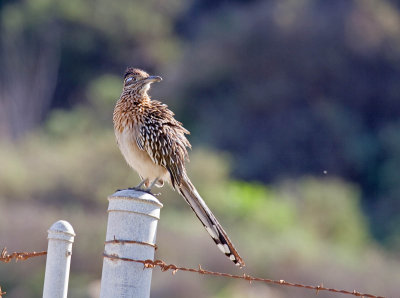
[[100, 189, 163, 298], [42, 220, 75, 298]]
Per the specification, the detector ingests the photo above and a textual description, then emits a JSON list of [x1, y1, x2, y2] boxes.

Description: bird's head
[[123, 67, 162, 95]]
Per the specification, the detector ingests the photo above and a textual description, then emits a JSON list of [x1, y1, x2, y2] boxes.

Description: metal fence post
[[100, 189, 163, 298], [42, 220, 75, 298]]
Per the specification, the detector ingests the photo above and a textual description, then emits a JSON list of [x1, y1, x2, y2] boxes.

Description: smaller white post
[[100, 189, 163, 298], [42, 220, 75, 298]]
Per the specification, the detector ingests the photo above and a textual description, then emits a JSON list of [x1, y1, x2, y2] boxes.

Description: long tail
[[178, 175, 245, 267]]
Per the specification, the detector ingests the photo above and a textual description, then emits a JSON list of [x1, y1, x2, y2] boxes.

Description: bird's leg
[[143, 177, 161, 195], [136, 178, 149, 189], [126, 178, 161, 196], [127, 178, 149, 191]]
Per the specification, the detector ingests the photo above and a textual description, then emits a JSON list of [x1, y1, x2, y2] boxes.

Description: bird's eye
[[126, 77, 135, 83]]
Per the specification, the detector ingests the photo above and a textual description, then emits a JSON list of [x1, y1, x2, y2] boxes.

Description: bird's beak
[[144, 76, 162, 83]]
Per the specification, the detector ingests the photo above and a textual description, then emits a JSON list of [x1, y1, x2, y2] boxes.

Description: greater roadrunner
[[113, 67, 245, 267]]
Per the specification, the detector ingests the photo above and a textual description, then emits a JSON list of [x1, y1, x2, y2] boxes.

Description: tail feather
[[178, 176, 245, 267]]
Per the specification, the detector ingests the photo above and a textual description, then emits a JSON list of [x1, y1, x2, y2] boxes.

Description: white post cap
[[48, 220, 76, 243]]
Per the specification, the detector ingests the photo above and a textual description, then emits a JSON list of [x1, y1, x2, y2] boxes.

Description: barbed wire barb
[[0, 247, 47, 263], [0, 246, 387, 298], [103, 253, 385, 298]]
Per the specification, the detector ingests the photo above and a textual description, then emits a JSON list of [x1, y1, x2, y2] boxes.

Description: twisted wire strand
[[103, 253, 385, 298], [0, 246, 386, 298], [0, 247, 47, 263]]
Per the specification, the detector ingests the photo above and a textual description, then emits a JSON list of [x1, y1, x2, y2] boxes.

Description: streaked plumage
[[113, 67, 245, 267]]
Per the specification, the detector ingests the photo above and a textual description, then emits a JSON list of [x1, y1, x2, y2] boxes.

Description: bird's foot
[[128, 187, 158, 196], [142, 188, 161, 196], [124, 179, 149, 192], [140, 177, 160, 195], [127, 186, 146, 192], [143, 189, 154, 195], [124, 178, 161, 196], [115, 187, 142, 193]]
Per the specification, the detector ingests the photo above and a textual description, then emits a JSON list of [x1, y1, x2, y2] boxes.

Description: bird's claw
[[125, 186, 155, 196], [127, 187, 145, 191]]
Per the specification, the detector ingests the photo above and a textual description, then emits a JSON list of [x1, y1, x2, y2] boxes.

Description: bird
[[113, 67, 245, 267]]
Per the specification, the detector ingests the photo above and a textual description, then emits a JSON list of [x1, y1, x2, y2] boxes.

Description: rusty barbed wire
[[0, 247, 47, 297], [103, 253, 385, 298], [105, 237, 158, 249], [0, 247, 47, 263], [0, 245, 386, 297]]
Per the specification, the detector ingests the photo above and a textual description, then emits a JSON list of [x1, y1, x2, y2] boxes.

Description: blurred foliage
[[167, 0, 400, 245], [1, 0, 400, 297]]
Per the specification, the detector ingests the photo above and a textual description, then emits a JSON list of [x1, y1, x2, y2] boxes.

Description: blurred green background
[[1, 0, 400, 297]]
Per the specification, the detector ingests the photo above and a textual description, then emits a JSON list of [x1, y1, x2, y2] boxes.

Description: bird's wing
[[136, 105, 190, 187]]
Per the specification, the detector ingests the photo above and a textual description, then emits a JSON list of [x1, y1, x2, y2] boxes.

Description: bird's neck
[[121, 88, 151, 105]]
